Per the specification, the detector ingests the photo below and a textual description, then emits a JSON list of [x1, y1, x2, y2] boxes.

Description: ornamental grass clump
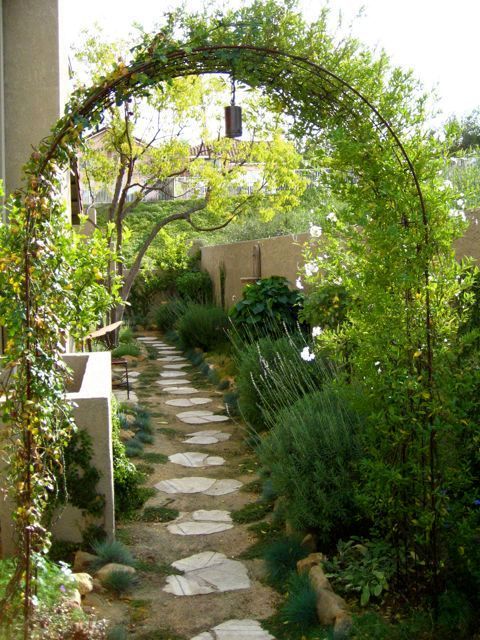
[[279, 572, 319, 632], [92, 540, 135, 569], [259, 389, 362, 546], [263, 536, 310, 590]]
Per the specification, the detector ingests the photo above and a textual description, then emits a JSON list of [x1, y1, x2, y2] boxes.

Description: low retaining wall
[[0, 352, 114, 557]]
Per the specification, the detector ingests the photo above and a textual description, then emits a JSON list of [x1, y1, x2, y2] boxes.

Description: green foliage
[[112, 342, 141, 357], [92, 540, 135, 569], [230, 276, 303, 336], [119, 327, 134, 343], [107, 625, 128, 640], [231, 500, 273, 524], [102, 570, 137, 595], [141, 452, 168, 464], [176, 270, 213, 304], [300, 283, 350, 331], [448, 108, 480, 152], [155, 298, 188, 332], [234, 331, 329, 431], [57, 429, 105, 516], [279, 572, 319, 633], [259, 390, 362, 544], [176, 304, 228, 351], [141, 506, 179, 522], [325, 538, 395, 606], [136, 431, 154, 444], [111, 396, 149, 517], [263, 536, 310, 590]]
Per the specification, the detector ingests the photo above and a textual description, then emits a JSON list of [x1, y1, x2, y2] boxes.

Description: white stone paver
[[167, 521, 233, 536], [183, 430, 231, 444], [158, 356, 188, 363], [168, 452, 225, 468], [190, 620, 275, 640], [165, 387, 200, 395], [191, 510, 232, 522], [161, 370, 190, 378], [157, 379, 190, 386], [164, 364, 189, 370], [163, 552, 250, 596], [155, 477, 242, 496], [166, 398, 212, 407], [179, 414, 230, 425]]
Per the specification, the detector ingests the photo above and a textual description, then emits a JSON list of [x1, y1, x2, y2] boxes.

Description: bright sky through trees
[[62, 0, 480, 122]]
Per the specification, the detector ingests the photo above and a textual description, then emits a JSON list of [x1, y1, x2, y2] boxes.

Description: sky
[[62, 0, 480, 123]]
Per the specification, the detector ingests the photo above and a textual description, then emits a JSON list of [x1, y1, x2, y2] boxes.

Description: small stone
[[297, 552, 324, 575], [120, 429, 136, 442], [72, 572, 94, 595], [95, 563, 136, 583], [73, 550, 98, 573], [64, 588, 82, 609], [168, 452, 225, 468]]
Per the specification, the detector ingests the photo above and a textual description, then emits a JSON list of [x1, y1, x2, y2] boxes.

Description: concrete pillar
[[2, 0, 68, 195]]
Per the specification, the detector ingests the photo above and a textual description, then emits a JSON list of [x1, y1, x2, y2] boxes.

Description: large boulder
[[95, 562, 136, 583], [73, 550, 98, 573], [72, 572, 94, 596]]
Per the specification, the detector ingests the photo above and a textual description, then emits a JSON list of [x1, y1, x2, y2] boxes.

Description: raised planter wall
[[0, 352, 114, 557]]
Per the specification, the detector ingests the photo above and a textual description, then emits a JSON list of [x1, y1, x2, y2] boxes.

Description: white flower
[[300, 346, 315, 362], [304, 262, 319, 277], [326, 211, 337, 223], [312, 326, 323, 338], [309, 225, 322, 237], [295, 277, 304, 290], [457, 198, 465, 207]]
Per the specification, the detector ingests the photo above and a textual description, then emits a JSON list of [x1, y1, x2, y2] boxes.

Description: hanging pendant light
[[225, 76, 242, 138]]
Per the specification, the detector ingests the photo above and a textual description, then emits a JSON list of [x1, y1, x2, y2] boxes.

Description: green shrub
[[112, 396, 149, 516], [142, 506, 179, 522], [258, 390, 362, 545], [300, 283, 350, 331], [176, 270, 213, 304], [136, 431, 154, 444], [235, 332, 330, 431], [102, 569, 136, 595], [263, 536, 309, 590], [92, 540, 135, 569], [176, 304, 228, 351], [229, 276, 303, 337], [279, 572, 319, 633], [112, 342, 140, 358], [325, 538, 395, 606], [155, 298, 187, 332], [231, 501, 273, 524], [119, 326, 134, 343]]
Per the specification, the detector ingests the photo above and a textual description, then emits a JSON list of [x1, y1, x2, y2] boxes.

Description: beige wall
[[202, 211, 480, 309], [201, 233, 310, 308], [2, 0, 67, 194]]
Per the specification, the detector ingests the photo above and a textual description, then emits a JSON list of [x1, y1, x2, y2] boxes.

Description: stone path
[[115, 334, 279, 639]]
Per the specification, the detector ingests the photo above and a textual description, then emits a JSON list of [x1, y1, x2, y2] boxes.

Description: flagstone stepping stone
[[167, 510, 233, 536], [155, 477, 242, 496], [163, 552, 250, 596], [165, 387, 200, 395], [126, 371, 141, 378], [158, 356, 188, 362], [161, 370, 190, 378], [167, 520, 233, 536], [177, 413, 230, 424], [191, 510, 232, 522], [137, 337, 157, 341], [157, 379, 190, 386], [166, 398, 212, 407], [168, 452, 225, 467], [183, 430, 231, 444], [163, 363, 189, 369], [190, 619, 275, 640]]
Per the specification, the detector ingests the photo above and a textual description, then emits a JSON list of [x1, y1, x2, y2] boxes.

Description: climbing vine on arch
[[0, 0, 472, 633]]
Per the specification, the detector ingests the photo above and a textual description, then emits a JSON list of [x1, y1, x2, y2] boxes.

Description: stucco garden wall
[[0, 352, 114, 557], [201, 210, 480, 309]]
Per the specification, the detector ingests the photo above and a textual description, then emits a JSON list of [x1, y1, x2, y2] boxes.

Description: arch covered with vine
[[0, 5, 461, 633]]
